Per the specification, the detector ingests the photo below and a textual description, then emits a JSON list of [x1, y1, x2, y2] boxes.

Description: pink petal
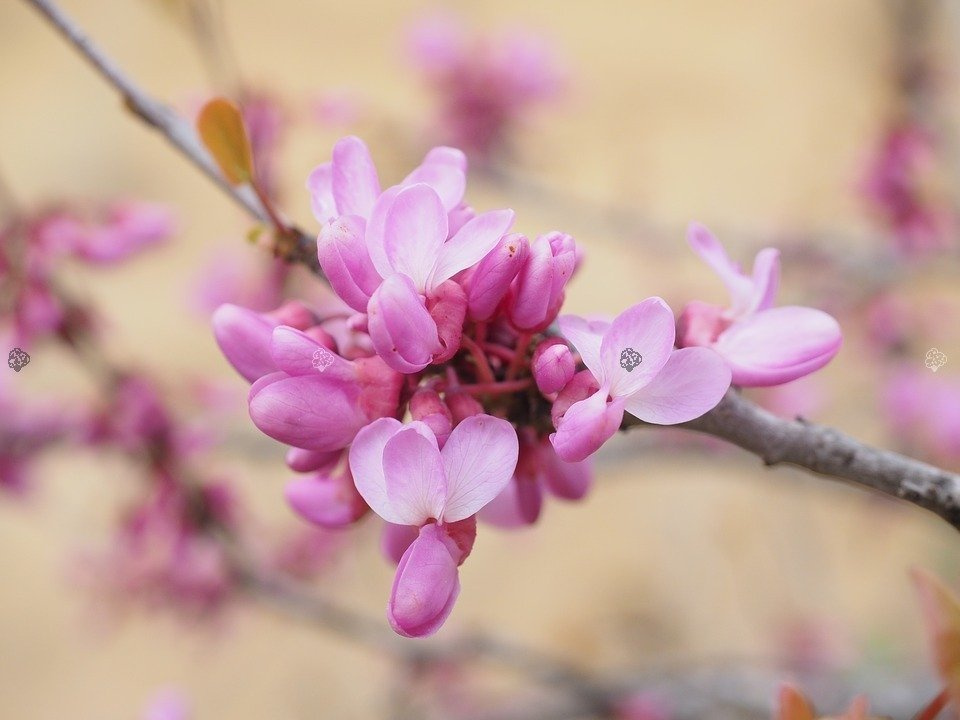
[[285, 447, 341, 473], [364, 185, 403, 279], [687, 222, 755, 315], [430, 209, 515, 289], [557, 315, 606, 380], [306, 163, 335, 223], [211, 304, 276, 382], [285, 468, 367, 528], [388, 523, 460, 637], [248, 375, 366, 451], [331, 136, 381, 217], [367, 274, 441, 373], [403, 148, 467, 212], [479, 478, 543, 528], [715, 306, 842, 387], [439, 414, 519, 522], [599, 297, 676, 398], [467, 233, 528, 321], [270, 325, 355, 380], [317, 214, 382, 312], [349, 417, 405, 523], [542, 448, 592, 501], [532, 337, 576, 394], [384, 184, 448, 291], [622, 347, 731, 424], [382, 424, 447, 526], [750, 248, 780, 313], [550, 389, 624, 462]]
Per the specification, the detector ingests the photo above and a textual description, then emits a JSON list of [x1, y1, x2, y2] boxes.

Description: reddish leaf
[[912, 567, 960, 705], [196, 98, 254, 185]]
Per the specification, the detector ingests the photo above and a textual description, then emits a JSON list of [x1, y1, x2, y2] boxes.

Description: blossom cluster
[[213, 136, 843, 637]]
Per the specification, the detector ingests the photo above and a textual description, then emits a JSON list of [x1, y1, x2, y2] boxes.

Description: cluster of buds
[[213, 136, 842, 637]]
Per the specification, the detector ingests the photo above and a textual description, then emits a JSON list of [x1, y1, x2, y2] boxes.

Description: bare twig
[[624, 390, 960, 532], [22, 0, 320, 273]]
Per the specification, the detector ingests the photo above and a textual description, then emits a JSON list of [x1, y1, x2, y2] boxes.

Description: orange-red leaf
[[196, 97, 254, 185], [912, 567, 960, 704], [777, 684, 815, 720]]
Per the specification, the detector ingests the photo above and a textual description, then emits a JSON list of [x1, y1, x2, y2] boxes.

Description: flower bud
[[508, 231, 577, 331], [445, 390, 484, 424], [316, 215, 381, 312], [409, 388, 453, 445], [285, 466, 368, 528], [467, 233, 528, 321], [531, 337, 575, 394], [388, 523, 460, 638], [427, 280, 467, 364]]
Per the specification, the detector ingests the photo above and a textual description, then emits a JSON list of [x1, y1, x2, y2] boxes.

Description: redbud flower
[[349, 414, 518, 636], [552, 297, 731, 462], [677, 223, 842, 387], [509, 231, 577, 332], [466, 232, 528, 321], [212, 301, 314, 382], [531, 337, 575, 394], [285, 465, 369, 528]]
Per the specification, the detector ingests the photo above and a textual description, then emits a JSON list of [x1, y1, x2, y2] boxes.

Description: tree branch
[[624, 390, 960, 532], [22, 0, 320, 274]]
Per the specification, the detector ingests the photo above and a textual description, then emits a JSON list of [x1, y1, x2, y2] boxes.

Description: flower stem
[[459, 379, 531, 396], [460, 335, 496, 384], [506, 332, 532, 380]]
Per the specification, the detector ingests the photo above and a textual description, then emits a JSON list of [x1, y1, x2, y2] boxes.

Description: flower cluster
[[407, 13, 564, 160], [213, 136, 842, 637]]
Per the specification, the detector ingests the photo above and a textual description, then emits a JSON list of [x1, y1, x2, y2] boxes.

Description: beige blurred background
[[2, 0, 960, 718]]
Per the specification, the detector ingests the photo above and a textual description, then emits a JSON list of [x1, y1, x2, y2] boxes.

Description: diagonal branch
[[623, 391, 960, 532], [22, 0, 320, 274]]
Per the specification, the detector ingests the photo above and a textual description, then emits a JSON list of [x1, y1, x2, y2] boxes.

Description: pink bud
[[264, 300, 315, 330], [211, 304, 277, 382], [355, 356, 404, 422], [531, 337, 575, 394], [285, 447, 342, 473], [303, 324, 338, 351], [317, 215, 382, 312], [509, 231, 577, 331], [676, 300, 727, 348], [285, 467, 369, 528], [410, 388, 453, 444], [367, 274, 442, 373], [388, 523, 461, 637], [427, 280, 468, 364], [381, 522, 420, 565], [446, 390, 484, 424], [467, 233, 528, 321]]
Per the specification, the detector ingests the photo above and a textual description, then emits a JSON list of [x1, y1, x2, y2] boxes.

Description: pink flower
[[531, 337, 575, 394], [285, 464, 369, 528], [677, 223, 842, 387], [70, 201, 174, 263], [551, 297, 731, 462], [211, 301, 314, 382], [310, 137, 514, 372], [408, 13, 565, 159], [508, 231, 577, 332], [349, 414, 518, 636], [247, 325, 402, 452]]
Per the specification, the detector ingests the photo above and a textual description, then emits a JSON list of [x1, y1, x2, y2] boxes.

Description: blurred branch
[[21, 0, 320, 274], [624, 390, 960, 533]]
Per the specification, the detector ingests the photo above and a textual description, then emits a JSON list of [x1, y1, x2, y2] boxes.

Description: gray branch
[[624, 390, 960, 531], [22, 0, 321, 274]]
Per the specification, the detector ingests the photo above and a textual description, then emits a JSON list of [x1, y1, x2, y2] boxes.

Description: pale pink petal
[[349, 417, 405, 523], [439, 414, 519, 522], [388, 523, 460, 637], [285, 469, 367, 528], [688, 222, 754, 315], [384, 184, 448, 291], [317, 214, 382, 312], [211, 304, 276, 382], [542, 448, 592, 500], [430, 209, 515, 289], [599, 297, 676, 398], [382, 425, 446, 525], [364, 186, 402, 279], [331, 136, 381, 217], [285, 447, 341, 473], [750, 248, 780, 313], [479, 478, 543, 528], [367, 274, 441, 373], [550, 389, 624, 462], [557, 315, 605, 380], [467, 233, 528, 321], [306, 163, 335, 223], [381, 521, 419, 565], [403, 149, 467, 212], [715, 306, 842, 387], [622, 347, 731, 424]]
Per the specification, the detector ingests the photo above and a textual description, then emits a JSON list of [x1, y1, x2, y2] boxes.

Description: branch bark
[[22, 0, 320, 274], [624, 390, 960, 531]]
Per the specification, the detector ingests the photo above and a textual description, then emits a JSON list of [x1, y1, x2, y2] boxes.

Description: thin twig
[[21, 0, 320, 274], [624, 390, 960, 532]]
